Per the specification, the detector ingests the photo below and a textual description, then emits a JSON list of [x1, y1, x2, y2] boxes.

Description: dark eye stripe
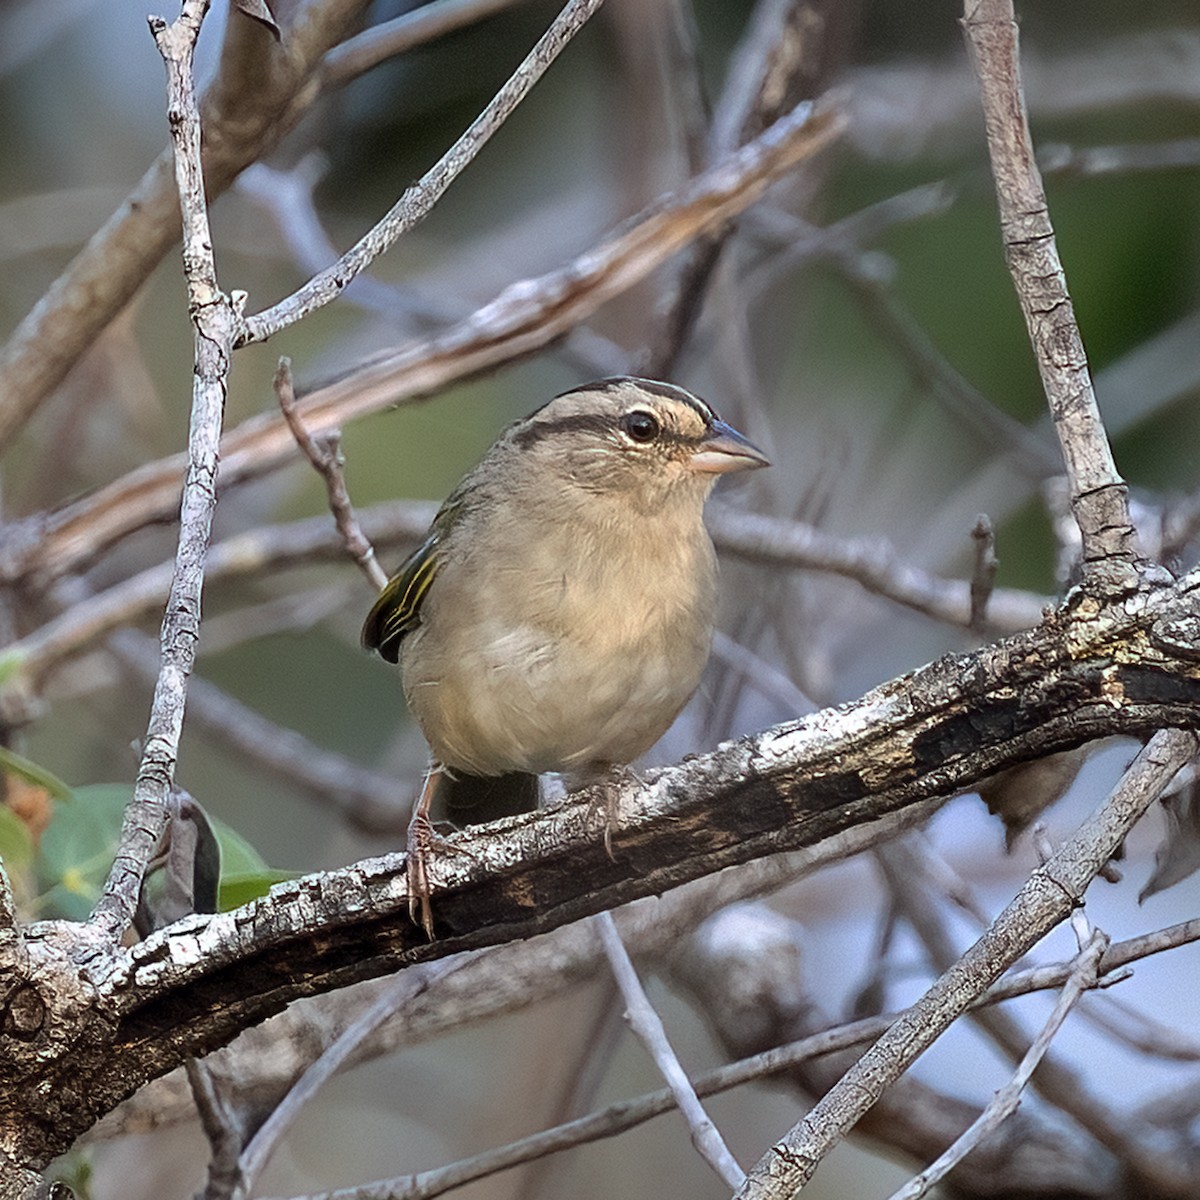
[[509, 413, 615, 450]]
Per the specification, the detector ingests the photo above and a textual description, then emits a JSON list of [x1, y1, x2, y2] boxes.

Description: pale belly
[[403, 614, 710, 778]]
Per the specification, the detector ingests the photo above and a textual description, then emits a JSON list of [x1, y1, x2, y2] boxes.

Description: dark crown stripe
[[555, 376, 716, 424]]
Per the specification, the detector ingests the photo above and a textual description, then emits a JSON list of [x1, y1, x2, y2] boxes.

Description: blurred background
[[3, 0, 1200, 1197]]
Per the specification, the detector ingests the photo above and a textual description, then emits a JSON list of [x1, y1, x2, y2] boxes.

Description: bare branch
[[732, 728, 1198, 1199], [879, 837, 1169, 1186], [275, 358, 388, 590], [0, 500, 433, 705], [90, 0, 237, 941], [596, 912, 745, 1190], [319, 0, 525, 91], [239, 0, 608, 345], [963, 0, 1137, 588], [186, 1059, 243, 1200]]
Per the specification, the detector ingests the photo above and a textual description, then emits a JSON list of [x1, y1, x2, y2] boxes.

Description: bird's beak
[[689, 420, 771, 475]]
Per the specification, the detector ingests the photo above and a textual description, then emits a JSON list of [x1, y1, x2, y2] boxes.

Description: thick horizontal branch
[[0, 97, 843, 593], [6, 570, 1200, 1164]]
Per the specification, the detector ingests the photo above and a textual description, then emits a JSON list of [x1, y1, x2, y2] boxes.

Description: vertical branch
[[90, 0, 238, 939], [962, 0, 1138, 590]]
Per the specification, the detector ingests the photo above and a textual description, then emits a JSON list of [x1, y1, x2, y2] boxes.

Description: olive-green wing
[[361, 529, 441, 663]]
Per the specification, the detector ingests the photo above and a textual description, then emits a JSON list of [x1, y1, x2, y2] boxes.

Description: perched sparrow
[[363, 376, 768, 931]]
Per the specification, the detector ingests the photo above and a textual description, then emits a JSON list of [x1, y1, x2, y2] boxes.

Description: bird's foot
[[405, 767, 478, 939], [583, 765, 644, 860]]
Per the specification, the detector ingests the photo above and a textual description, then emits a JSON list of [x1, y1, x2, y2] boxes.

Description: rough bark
[[1, 570, 1198, 1168]]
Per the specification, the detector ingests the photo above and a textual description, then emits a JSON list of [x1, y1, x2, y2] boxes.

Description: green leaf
[[218, 869, 298, 911], [37, 784, 130, 920], [34, 785, 294, 920], [0, 746, 72, 801], [209, 817, 270, 875], [0, 805, 34, 872]]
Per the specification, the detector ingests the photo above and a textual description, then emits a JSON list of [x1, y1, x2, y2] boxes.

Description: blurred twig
[[230, 963, 463, 1200], [0, 97, 844, 592], [319, 0, 524, 90], [240, 0, 608, 345], [708, 504, 1049, 632]]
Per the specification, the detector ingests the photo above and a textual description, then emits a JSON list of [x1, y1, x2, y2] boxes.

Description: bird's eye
[[621, 410, 661, 444]]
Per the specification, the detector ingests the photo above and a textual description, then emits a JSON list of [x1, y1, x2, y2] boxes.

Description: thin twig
[[879, 838, 1166, 1186], [275, 357, 388, 590], [708, 504, 1048, 632], [1, 97, 843, 593], [233, 963, 463, 1200], [239, 0, 608, 345], [963, 0, 1137, 587], [1041, 137, 1200, 178], [885, 930, 1110, 1200], [186, 1059, 244, 1200], [969, 514, 998, 630], [320, 0, 524, 91], [252, 914, 1200, 1200], [595, 912, 745, 1191], [90, 0, 237, 940], [732, 728, 1198, 1199], [746, 203, 1063, 480]]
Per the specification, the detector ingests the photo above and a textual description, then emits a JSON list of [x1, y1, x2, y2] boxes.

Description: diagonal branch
[[0, 97, 844, 593], [732, 727, 1197, 1199], [239, 0, 607, 344]]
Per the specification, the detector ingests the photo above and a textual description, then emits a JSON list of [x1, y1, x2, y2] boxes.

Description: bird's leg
[[406, 764, 441, 939], [406, 763, 484, 939], [581, 764, 644, 860]]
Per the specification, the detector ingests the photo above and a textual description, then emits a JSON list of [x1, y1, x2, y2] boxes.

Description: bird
[[362, 376, 769, 933]]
